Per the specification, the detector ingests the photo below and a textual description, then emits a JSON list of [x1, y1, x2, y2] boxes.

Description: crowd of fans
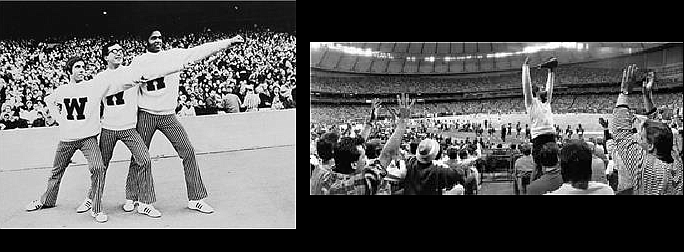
[[311, 65, 630, 94], [311, 93, 684, 124], [0, 28, 296, 130], [311, 88, 683, 195]]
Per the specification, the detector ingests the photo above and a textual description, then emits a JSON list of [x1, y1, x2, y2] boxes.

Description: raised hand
[[397, 93, 415, 119], [370, 98, 382, 120], [643, 71, 655, 90], [371, 98, 382, 111], [231, 35, 245, 44], [620, 64, 640, 93]]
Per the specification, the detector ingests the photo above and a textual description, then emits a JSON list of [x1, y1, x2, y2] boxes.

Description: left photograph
[[0, 1, 295, 228]]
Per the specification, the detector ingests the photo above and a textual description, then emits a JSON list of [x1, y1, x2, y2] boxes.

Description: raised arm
[[522, 57, 533, 107], [642, 71, 656, 115], [611, 64, 646, 181], [546, 68, 555, 101], [378, 94, 414, 168], [360, 98, 381, 141]]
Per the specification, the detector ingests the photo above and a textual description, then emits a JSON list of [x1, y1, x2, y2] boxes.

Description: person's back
[[222, 93, 241, 113], [404, 139, 464, 195], [527, 167, 563, 195], [548, 140, 615, 195], [545, 182, 614, 195], [591, 156, 608, 184]]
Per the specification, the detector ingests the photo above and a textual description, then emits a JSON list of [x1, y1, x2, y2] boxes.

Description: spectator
[[0, 112, 15, 129], [586, 142, 608, 184], [256, 84, 271, 109], [32, 111, 46, 128], [241, 84, 260, 112], [177, 96, 197, 117], [45, 113, 58, 127], [547, 140, 614, 195], [527, 142, 563, 195], [310, 132, 340, 195], [280, 86, 295, 109], [514, 144, 535, 194], [403, 138, 465, 195], [611, 66, 683, 195], [221, 86, 242, 113]]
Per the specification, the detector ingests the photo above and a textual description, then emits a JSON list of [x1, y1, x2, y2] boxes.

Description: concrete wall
[[0, 109, 296, 171]]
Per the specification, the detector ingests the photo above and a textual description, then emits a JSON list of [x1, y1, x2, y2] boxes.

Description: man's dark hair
[[643, 121, 674, 163], [101, 41, 119, 65], [410, 142, 419, 155], [539, 142, 559, 167], [448, 148, 459, 160], [365, 139, 382, 160], [560, 140, 593, 183], [139, 25, 163, 42], [334, 137, 362, 175], [316, 132, 339, 162], [459, 149, 468, 160], [64, 56, 84, 75], [521, 145, 532, 155]]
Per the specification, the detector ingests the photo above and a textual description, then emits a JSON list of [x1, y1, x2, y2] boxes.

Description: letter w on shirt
[[64, 97, 88, 120]]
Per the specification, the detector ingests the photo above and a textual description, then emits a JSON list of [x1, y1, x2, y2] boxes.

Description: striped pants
[[86, 128, 156, 204], [128, 110, 208, 201], [40, 135, 107, 213]]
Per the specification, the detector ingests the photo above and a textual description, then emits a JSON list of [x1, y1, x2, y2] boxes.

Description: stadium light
[[102, 11, 107, 15]]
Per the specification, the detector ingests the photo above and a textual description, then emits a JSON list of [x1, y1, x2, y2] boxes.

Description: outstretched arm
[[522, 57, 533, 107], [378, 94, 414, 168], [642, 71, 656, 115], [546, 68, 555, 101], [131, 35, 245, 80], [612, 64, 646, 183], [360, 98, 381, 141]]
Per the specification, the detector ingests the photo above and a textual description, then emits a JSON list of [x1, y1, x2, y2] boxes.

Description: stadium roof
[[311, 42, 677, 74]]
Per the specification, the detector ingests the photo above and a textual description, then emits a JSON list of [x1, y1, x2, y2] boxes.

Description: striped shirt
[[610, 107, 683, 195]]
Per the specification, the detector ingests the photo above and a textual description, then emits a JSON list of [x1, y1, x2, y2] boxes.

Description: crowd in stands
[[311, 65, 630, 94], [0, 28, 296, 130], [311, 93, 684, 124]]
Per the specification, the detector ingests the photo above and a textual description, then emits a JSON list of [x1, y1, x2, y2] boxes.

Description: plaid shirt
[[611, 107, 683, 195], [309, 159, 375, 195]]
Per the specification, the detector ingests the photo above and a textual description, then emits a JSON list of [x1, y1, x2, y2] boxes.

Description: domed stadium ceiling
[[310, 42, 671, 74]]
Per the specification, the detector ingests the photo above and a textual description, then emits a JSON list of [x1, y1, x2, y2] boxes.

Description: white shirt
[[99, 67, 140, 131], [545, 182, 615, 195], [45, 68, 139, 141], [526, 98, 555, 139]]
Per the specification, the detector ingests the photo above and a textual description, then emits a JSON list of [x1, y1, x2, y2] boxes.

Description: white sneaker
[[90, 211, 108, 223], [76, 198, 92, 213], [188, 199, 214, 214], [137, 203, 162, 218], [122, 200, 140, 212], [25, 199, 43, 212]]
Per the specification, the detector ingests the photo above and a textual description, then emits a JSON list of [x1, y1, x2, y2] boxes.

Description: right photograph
[[310, 42, 683, 195]]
